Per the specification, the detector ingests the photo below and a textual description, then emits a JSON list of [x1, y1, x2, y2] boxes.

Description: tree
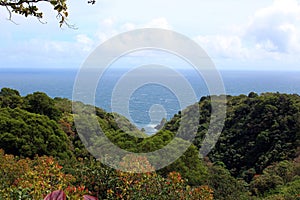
[[0, 0, 95, 27], [23, 92, 62, 120], [0, 107, 71, 158], [0, 87, 23, 109], [205, 165, 249, 200]]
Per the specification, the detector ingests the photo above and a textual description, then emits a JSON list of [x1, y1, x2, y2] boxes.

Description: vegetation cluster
[[0, 88, 299, 199]]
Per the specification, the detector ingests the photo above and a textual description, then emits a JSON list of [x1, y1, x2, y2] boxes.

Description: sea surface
[[1, 68, 300, 134]]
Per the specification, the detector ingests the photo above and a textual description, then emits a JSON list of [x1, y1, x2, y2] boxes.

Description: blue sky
[[1, 0, 300, 70]]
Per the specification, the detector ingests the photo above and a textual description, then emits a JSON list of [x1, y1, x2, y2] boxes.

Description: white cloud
[[0, 38, 82, 68], [76, 34, 94, 52], [245, 0, 300, 53], [195, 0, 300, 62], [94, 17, 118, 42], [3, 0, 300, 70], [195, 35, 248, 59], [95, 17, 172, 43], [0, 31, 96, 68], [143, 18, 172, 29], [121, 23, 136, 31], [102, 17, 115, 27]]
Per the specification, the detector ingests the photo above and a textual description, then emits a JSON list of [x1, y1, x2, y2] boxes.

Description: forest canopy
[[0, 88, 299, 199]]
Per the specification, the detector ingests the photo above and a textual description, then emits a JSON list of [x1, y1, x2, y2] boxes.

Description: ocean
[[1, 68, 300, 133]]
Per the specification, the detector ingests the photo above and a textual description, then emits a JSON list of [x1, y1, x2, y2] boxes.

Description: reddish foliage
[[59, 120, 75, 137], [44, 190, 66, 200], [44, 191, 98, 200], [83, 195, 98, 200]]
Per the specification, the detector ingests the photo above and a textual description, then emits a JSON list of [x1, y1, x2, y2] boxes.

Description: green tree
[[0, 0, 95, 27], [0, 107, 71, 158], [208, 93, 300, 179], [265, 178, 300, 200], [0, 87, 23, 109], [205, 164, 249, 200], [23, 91, 62, 120], [250, 160, 300, 197]]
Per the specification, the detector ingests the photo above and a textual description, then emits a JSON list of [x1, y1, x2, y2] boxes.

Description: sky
[[0, 0, 300, 70]]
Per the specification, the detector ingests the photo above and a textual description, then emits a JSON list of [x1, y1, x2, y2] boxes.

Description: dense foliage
[[165, 92, 300, 177], [0, 0, 96, 27], [211, 93, 300, 178], [0, 150, 214, 199], [0, 88, 299, 199]]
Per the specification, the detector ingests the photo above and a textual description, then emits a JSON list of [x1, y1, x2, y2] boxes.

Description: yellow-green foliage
[[0, 150, 91, 199], [107, 155, 214, 200], [0, 150, 213, 200]]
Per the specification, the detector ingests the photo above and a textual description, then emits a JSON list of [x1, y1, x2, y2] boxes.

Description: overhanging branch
[[0, 0, 49, 6]]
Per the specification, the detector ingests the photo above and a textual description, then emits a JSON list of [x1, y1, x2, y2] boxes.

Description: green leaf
[[50, 0, 57, 6]]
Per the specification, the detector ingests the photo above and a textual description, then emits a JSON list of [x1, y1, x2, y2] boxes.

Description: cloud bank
[[195, 0, 300, 64]]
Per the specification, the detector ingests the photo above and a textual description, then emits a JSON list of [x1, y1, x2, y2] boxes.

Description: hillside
[[165, 92, 300, 178], [0, 88, 299, 199]]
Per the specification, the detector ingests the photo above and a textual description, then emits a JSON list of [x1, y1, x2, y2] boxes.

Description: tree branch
[[5, 4, 19, 24], [0, 0, 49, 7], [1, 0, 96, 27]]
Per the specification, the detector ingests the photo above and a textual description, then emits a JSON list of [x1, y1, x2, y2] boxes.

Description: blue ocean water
[[1, 68, 300, 133]]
